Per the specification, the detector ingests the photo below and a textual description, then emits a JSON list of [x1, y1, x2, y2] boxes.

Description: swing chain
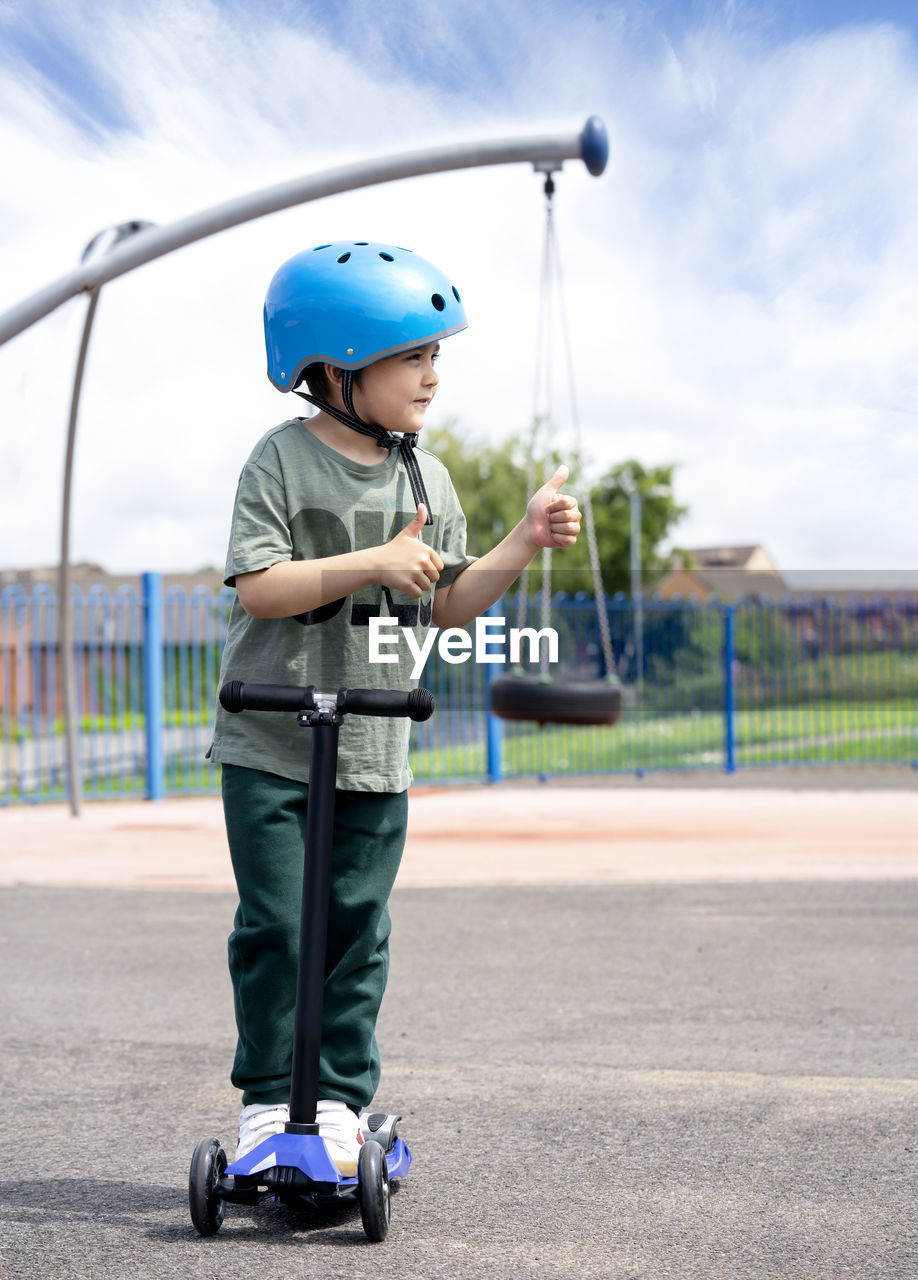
[[516, 169, 558, 642], [521, 163, 617, 681]]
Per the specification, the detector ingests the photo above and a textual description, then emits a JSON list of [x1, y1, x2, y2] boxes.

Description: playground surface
[[1, 771, 916, 1279], [1, 768, 917, 890]]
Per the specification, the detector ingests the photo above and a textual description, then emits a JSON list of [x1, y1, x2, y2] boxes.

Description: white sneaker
[[316, 1099, 364, 1176], [236, 1102, 289, 1159]]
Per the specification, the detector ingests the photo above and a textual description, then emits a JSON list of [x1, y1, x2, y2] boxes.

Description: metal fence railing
[[1, 577, 916, 804]]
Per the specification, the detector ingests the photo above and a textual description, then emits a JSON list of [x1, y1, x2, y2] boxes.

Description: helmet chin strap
[[294, 371, 433, 525]]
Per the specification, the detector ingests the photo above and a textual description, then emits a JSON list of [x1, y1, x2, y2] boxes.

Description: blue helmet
[[264, 240, 468, 391]]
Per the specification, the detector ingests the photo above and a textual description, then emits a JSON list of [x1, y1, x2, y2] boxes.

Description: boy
[[208, 241, 581, 1173]]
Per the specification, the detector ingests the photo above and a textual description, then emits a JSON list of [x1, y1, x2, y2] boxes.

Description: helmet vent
[[379, 252, 394, 262], [431, 293, 446, 312], [313, 244, 331, 251], [337, 252, 351, 264], [452, 286, 461, 302], [354, 241, 369, 245]]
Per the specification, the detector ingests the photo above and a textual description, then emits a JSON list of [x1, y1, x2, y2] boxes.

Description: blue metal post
[[723, 604, 736, 774], [483, 602, 504, 784], [142, 572, 165, 800]]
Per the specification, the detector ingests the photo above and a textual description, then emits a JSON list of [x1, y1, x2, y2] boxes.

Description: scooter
[[188, 680, 435, 1242]]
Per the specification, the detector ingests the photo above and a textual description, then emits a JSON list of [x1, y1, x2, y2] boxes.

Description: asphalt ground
[[1, 879, 916, 1279], [1, 779, 916, 1278]]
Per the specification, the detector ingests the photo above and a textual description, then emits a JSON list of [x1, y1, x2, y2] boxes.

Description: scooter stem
[[288, 710, 339, 1126]]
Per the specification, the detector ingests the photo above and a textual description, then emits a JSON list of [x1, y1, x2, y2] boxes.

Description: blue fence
[[1, 577, 916, 804]]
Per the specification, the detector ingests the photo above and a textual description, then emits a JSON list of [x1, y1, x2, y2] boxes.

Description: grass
[[410, 695, 918, 780], [3, 694, 916, 801]]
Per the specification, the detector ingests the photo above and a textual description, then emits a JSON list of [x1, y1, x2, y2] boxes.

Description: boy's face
[[352, 342, 440, 434]]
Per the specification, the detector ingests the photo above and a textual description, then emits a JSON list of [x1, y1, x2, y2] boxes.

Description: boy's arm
[[237, 506, 443, 618], [432, 466, 581, 630]]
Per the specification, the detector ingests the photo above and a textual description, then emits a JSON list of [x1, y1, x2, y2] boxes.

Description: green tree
[[424, 422, 529, 551], [568, 459, 690, 598], [425, 424, 688, 598]]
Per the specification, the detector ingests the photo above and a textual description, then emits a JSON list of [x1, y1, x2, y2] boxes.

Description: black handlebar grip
[[219, 682, 435, 721], [219, 681, 316, 713], [408, 688, 435, 721], [338, 687, 435, 722]]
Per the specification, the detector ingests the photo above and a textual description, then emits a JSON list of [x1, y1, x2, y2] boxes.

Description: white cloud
[[1, 0, 917, 579]]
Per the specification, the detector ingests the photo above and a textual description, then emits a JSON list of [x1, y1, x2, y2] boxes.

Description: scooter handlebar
[[219, 681, 435, 722], [219, 681, 313, 713], [340, 687, 435, 721]]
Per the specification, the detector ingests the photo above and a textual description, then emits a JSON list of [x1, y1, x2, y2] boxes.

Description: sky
[[1, 0, 917, 585]]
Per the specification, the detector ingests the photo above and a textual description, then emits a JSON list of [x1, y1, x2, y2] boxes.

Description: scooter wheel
[[189, 1137, 227, 1236], [357, 1138, 390, 1242]]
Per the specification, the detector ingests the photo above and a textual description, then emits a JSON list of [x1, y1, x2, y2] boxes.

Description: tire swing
[[489, 168, 622, 729]]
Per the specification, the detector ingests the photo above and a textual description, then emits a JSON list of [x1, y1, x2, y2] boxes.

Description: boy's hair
[[296, 363, 363, 402], [297, 363, 330, 400]]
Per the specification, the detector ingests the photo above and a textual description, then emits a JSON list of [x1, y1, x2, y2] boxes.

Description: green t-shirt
[[208, 418, 473, 791]]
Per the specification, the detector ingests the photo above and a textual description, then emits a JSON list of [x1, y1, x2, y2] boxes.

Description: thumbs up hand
[[525, 464, 582, 549], [400, 505, 428, 540], [373, 504, 444, 597]]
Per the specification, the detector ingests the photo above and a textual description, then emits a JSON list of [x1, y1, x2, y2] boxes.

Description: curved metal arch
[[0, 118, 609, 346]]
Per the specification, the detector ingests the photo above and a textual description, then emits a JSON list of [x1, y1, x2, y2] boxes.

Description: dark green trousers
[[222, 764, 408, 1109]]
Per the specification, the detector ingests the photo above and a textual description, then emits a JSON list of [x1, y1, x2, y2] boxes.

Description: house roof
[[0, 563, 231, 645], [655, 567, 787, 602], [0, 562, 225, 595], [689, 544, 761, 563], [678, 545, 773, 569], [654, 565, 918, 606]]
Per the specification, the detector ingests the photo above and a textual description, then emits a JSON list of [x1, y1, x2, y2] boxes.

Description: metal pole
[[630, 484, 643, 694], [0, 118, 609, 347], [142, 571, 165, 800], [57, 223, 157, 817], [723, 605, 736, 773], [58, 288, 100, 817], [484, 601, 504, 784], [289, 714, 339, 1126]]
